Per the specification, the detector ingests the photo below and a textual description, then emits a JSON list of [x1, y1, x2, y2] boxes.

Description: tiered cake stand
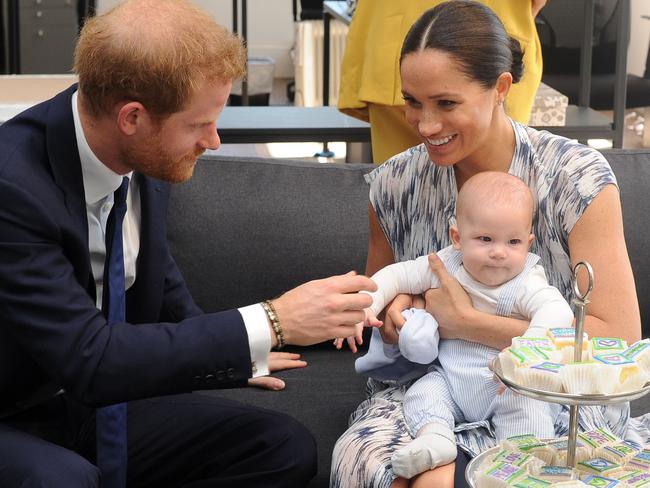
[[467, 262, 650, 486]]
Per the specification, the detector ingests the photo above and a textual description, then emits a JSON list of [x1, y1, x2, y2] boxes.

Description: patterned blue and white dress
[[329, 120, 650, 488]]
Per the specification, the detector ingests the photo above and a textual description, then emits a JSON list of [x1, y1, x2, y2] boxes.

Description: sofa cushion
[[167, 155, 375, 312]]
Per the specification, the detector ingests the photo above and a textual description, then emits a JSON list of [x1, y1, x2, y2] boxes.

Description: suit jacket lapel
[[126, 174, 169, 322]]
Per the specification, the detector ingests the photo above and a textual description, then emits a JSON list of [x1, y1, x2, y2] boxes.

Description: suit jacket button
[[192, 375, 202, 385], [216, 370, 225, 381], [205, 374, 216, 384], [226, 368, 235, 379]]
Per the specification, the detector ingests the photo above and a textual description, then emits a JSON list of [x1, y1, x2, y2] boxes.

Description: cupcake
[[501, 434, 545, 451], [592, 354, 647, 394], [512, 336, 558, 359], [515, 362, 564, 392], [627, 448, 650, 471], [498, 347, 554, 381], [576, 458, 622, 477], [579, 475, 622, 487], [547, 328, 591, 363], [546, 438, 591, 465], [591, 338, 628, 357], [577, 429, 619, 450], [593, 441, 640, 465], [530, 465, 577, 483], [476, 461, 527, 488], [623, 339, 650, 376], [559, 362, 609, 394], [500, 434, 557, 465], [490, 449, 544, 471], [510, 474, 554, 486], [547, 482, 589, 487], [619, 472, 650, 487], [611, 468, 643, 482]]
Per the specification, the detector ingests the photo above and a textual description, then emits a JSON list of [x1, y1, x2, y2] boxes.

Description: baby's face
[[454, 202, 534, 287]]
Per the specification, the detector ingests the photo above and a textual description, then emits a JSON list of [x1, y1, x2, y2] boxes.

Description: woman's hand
[[247, 351, 307, 390], [379, 294, 427, 344], [379, 294, 412, 344], [424, 253, 475, 340]]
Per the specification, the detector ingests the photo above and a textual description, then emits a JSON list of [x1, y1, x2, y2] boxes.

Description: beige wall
[[630, 0, 650, 76], [96, 0, 295, 78], [0, 75, 78, 103]]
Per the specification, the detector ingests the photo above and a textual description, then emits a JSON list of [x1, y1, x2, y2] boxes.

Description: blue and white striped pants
[[403, 338, 559, 439], [404, 367, 559, 439]]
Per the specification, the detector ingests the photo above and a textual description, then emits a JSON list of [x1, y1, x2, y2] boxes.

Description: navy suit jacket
[[0, 85, 252, 413]]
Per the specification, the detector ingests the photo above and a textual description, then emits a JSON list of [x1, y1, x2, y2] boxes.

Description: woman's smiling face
[[400, 49, 501, 167]]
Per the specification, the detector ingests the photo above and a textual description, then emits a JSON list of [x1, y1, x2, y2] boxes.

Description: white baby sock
[[391, 423, 457, 479]]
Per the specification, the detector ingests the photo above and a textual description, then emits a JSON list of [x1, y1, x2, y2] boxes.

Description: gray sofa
[[167, 150, 650, 487]]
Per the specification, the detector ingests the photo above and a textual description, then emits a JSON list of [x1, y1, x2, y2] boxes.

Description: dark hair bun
[[509, 36, 524, 84]]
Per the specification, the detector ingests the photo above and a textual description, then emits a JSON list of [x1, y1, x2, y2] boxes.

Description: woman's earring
[[497, 98, 504, 106]]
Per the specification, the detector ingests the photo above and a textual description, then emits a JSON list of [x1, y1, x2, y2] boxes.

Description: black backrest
[[167, 152, 650, 336], [534, 0, 643, 110], [167, 155, 374, 312], [537, 0, 621, 75]]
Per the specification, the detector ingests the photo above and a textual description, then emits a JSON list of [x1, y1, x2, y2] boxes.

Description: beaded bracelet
[[262, 300, 285, 349]]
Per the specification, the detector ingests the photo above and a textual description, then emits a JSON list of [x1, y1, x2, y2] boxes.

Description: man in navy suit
[[0, 0, 376, 486]]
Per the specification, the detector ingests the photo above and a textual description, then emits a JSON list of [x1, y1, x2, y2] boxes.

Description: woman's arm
[[567, 184, 641, 343], [366, 202, 395, 275]]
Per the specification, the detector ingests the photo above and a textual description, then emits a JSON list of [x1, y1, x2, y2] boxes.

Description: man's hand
[[424, 253, 474, 340], [271, 271, 377, 346], [248, 351, 307, 390]]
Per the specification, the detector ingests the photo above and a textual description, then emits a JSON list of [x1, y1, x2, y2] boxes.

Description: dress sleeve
[[551, 143, 617, 236]]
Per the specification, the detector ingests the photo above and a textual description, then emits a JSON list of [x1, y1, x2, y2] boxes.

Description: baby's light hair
[[456, 171, 534, 227]]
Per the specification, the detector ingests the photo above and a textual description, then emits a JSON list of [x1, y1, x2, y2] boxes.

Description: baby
[[342, 171, 574, 479]]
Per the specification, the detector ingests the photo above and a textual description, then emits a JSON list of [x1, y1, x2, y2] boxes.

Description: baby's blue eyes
[[477, 237, 522, 245]]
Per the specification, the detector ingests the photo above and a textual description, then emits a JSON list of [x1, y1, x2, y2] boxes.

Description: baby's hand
[[364, 308, 383, 329], [333, 309, 382, 353]]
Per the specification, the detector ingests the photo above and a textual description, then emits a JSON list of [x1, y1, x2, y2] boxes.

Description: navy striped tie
[[96, 176, 129, 488]]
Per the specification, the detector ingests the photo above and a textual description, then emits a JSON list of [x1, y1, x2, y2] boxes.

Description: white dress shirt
[[71, 91, 270, 377]]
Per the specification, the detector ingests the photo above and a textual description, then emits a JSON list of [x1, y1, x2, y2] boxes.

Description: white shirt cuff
[[238, 303, 271, 377]]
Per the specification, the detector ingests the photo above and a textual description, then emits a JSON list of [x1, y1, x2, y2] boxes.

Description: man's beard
[[125, 134, 204, 183]]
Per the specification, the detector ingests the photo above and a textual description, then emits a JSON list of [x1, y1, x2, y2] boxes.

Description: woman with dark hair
[[337, 0, 547, 163], [330, 2, 647, 487]]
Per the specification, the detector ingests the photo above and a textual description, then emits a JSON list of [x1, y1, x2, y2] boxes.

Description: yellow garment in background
[[338, 0, 543, 163]]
